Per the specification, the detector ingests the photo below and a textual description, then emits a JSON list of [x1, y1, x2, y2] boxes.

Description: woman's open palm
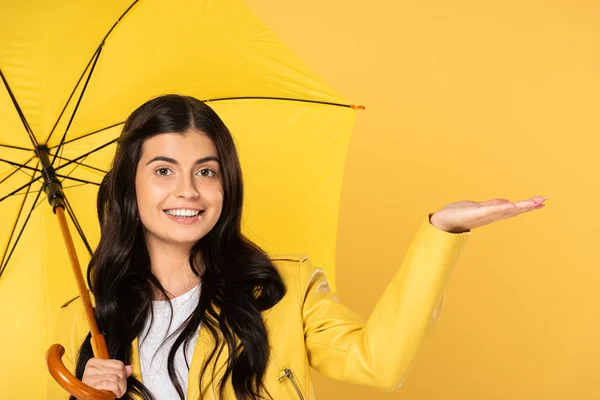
[[430, 196, 546, 233]]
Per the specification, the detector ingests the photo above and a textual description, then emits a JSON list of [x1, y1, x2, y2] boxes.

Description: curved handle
[[46, 344, 116, 400]]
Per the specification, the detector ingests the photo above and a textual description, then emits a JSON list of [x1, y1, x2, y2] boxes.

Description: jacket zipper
[[278, 368, 305, 400]]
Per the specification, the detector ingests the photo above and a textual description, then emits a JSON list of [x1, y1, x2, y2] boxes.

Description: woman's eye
[[198, 168, 216, 177], [155, 167, 172, 176]]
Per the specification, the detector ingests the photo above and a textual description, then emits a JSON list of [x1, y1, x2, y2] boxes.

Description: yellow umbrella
[[0, 0, 362, 398]]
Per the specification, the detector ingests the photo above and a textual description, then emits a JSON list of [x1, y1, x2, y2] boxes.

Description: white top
[[139, 284, 201, 399]]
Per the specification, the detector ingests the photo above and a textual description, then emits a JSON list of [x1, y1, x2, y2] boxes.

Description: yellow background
[[1, 0, 598, 398], [247, 0, 600, 399]]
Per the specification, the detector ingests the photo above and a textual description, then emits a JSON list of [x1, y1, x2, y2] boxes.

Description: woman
[[47, 94, 545, 400]]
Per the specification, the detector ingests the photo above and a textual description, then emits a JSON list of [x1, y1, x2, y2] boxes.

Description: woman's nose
[[175, 175, 200, 199]]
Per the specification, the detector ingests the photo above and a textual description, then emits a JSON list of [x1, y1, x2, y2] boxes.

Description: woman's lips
[[163, 210, 204, 224]]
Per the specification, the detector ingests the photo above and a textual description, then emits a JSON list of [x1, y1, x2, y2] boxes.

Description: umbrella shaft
[[56, 206, 110, 359]]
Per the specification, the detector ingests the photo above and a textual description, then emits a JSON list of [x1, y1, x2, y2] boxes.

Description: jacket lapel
[[129, 311, 230, 400], [187, 313, 231, 399], [128, 337, 143, 400]]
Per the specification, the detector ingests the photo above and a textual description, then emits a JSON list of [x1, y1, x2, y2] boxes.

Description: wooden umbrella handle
[[45, 207, 115, 399], [46, 344, 115, 400]]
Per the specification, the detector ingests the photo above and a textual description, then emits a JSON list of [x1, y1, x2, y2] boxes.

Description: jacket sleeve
[[46, 298, 87, 400], [301, 215, 470, 393]]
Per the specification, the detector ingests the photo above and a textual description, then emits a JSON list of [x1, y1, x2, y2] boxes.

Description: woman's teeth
[[165, 209, 201, 217]]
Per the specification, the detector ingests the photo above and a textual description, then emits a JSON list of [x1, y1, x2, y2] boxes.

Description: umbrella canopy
[[0, 0, 360, 397]]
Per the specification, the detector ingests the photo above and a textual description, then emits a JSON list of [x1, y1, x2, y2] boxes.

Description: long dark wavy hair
[[72, 94, 286, 400]]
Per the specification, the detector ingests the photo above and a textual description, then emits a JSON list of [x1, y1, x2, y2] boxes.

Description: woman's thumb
[[125, 365, 133, 377]]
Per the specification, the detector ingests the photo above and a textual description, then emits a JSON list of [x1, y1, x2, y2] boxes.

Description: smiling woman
[[47, 94, 544, 400], [61, 94, 288, 400], [136, 133, 224, 251]]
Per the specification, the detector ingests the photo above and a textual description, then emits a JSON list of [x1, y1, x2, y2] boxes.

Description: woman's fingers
[[482, 196, 544, 209], [485, 197, 545, 215], [480, 198, 545, 224], [480, 198, 510, 206], [87, 374, 128, 398], [87, 360, 128, 381], [467, 197, 545, 228], [82, 358, 131, 398], [473, 201, 516, 219]]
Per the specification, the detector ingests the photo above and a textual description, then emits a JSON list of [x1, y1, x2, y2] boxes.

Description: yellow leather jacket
[[47, 216, 469, 399]]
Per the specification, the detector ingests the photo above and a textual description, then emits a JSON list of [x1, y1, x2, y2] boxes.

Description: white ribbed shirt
[[139, 284, 201, 399]]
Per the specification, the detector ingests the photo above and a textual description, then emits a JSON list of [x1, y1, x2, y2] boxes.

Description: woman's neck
[[145, 239, 201, 300]]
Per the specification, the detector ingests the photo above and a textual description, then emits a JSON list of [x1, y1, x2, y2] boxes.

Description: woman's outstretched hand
[[429, 196, 546, 233]]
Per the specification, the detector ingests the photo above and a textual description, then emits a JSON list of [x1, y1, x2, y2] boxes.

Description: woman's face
[[135, 130, 224, 249]]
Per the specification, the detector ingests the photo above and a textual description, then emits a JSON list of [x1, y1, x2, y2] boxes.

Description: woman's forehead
[[140, 131, 218, 161]]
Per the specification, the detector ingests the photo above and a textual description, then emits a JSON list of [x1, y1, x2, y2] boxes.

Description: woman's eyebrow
[[145, 156, 219, 166]]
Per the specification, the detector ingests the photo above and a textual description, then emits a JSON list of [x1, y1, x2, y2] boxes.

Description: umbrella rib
[[0, 170, 42, 277], [54, 139, 117, 172], [203, 96, 356, 109], [0, 155, 37, 185], [53, 155, 107, 174], [49, 122, 124, 149], [0, 143, 32, 151], [58, 153, 88, 184], [32, 187, 52, 210], [57, 174, 100, 186], [50, 95, 354, 151], [51, 48, 104, 166], [0, 166, 27, 185], [0, 158, 39, 174], [0, 68, 39, 148], [63, 195, 94, 257], [101, 0, 141, 47], [44, 46, 101, 145], [11, 183, 85, 197], [0, 175, 43, 203], [45, 0, 139, 148], [44, 94, 355, 160]]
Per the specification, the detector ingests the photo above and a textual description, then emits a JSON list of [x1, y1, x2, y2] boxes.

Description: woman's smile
[[163, 208, 205, 224]]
